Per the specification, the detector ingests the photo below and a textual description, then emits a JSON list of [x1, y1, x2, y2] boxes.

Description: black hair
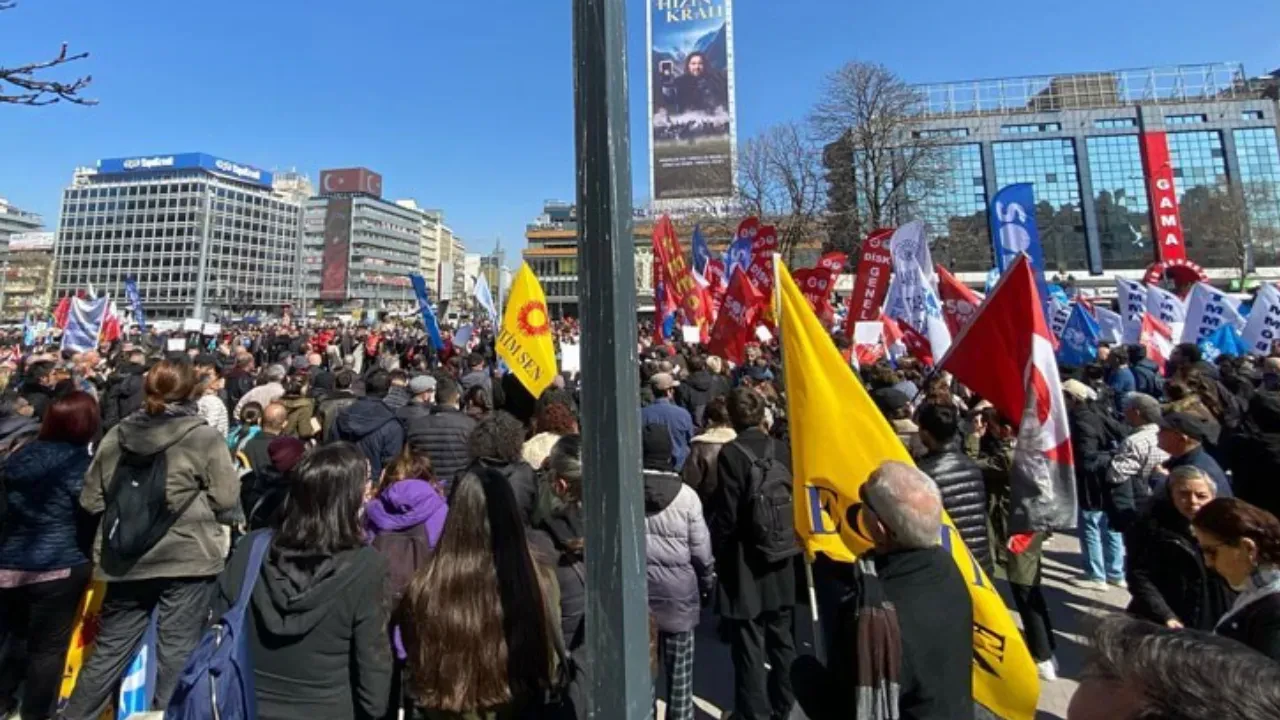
[[437, 377, 461, 405], [917, 402, 960, 445], [365, 371, 391, 398], [468, 411, 526, 464], [335, 369, 356, 390], [728, 387, 766, 432], [272, 442, 368, 555]]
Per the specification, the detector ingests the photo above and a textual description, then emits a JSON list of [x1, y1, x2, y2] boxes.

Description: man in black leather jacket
[[915, 402, 993, 577]]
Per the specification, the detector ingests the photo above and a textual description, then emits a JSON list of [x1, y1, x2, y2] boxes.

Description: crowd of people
[[0, 320, 1279, 719]]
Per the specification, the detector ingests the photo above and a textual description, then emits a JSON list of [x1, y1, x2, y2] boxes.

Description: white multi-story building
[[54, 153, 302, 320], [395, 199, 445, 296]]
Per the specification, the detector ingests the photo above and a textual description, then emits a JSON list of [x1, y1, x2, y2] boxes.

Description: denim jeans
[[1080, 510, 1125, 581]]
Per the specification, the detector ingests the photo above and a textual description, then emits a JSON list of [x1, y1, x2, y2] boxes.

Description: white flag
[[1096, 307, 1125, 345], [885, 263, 951, 360], [1050, 299, 1072, 338], [473, 274, 498, 324], [1146, 285, 1186, 344], [1116, 278, 1148, 344], [888, 220, 934, 283], [1242, 284, 1280, 356], [1181, 282, 1246, 344]]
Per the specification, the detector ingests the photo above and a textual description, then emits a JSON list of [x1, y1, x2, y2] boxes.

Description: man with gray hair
[[792, 461, 973, 720], [234, 364, 287, 416], [1107, 392, 1169, 532]]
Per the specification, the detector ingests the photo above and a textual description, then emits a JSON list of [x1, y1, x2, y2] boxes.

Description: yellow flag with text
[[498, 263, 558, 398], [778, 262, 1039, 720]]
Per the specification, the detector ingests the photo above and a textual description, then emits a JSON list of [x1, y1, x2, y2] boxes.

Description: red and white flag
[[936, 264, 982, 336], [940, 255, 1077, 533], [1140, 312, 1175, 373]]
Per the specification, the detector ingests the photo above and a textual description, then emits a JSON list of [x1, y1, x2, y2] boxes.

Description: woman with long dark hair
[[402, 466, 566, 719], [213, 442, 393, 720], [0, 392, 98, 719], [1193, 497, 1280, 660], [65, 359, 241, 719]]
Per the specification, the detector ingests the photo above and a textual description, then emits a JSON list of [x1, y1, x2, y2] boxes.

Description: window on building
[[992, 138, 1088, 272], [1242, 110, 1266, 121], [1233, 128, 1280, 266], [914, 128, 970, 139], [1166, 130, 1232, 268], [1000, 122, 1063, 134], [1086, 134, 1152, 271], [907, 143, 989, 272], [1166, 114, 1208, 126]]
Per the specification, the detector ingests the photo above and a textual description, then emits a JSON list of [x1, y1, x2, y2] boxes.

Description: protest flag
[[777, 260, 1041, 720], [473, 273, 500, 324], [497, 264, 558, 397], [705, 268, 763, 365], [1242, 283, 1280, 356], [843, 228, 894, 339], [1140, 313, 1175, 373], [1115, 277, 1149, 344], [62, 296, 109, 353], [1095, 307, 1125, 345], [940, 255, 1077, 533], [692, 224, 712, 276], [1199, 324, 1247, 362], [936, 264, 982, 336], [1181, 282, 1246, 344], [124, 275, 146, 331], [410, 273, 445, 350], [58, 580, 107, 708], [652, 216, 711, 336], [1058, 302, 1101, 368]]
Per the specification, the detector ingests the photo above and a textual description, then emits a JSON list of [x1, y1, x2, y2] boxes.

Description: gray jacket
[[644, 470, 715, 633], [81, 412, 240, 582]]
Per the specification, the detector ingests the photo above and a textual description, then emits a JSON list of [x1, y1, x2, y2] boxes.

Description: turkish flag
[[899, 322, 935, 365], [53, 296, 72, 330], [1140, 312, 1174, 373], [706, 268, 764, 364], [936, 264, 983, 336], [940, 255, 1077, 533]]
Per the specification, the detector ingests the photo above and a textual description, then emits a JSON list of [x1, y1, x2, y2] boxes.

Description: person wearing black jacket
[[328, 372, 404, 483], [18, 361, 57, 420], [1064, 380, 1129, 589], [222, 353, 257, 416], [212, 444, 392, 720], [706, 388, 796, 720], [1126, 466, 1234, 631], [315, 370, 359, 441], [466, 411, 537, 526], [915, 401, 993, 576], [1224, 391, 1280, 518], [405, 378, 476, 487], [676, 355, 730, 427], [100, 351, 146, 431]]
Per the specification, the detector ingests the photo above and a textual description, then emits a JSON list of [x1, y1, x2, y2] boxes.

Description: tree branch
[[0, 3, 96, 106]]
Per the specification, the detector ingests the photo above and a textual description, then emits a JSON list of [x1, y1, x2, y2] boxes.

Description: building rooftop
[[912, 62, 1254, 118]]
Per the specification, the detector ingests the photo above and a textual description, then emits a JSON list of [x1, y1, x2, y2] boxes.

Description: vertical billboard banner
[[320, 198, 353, 301], [652, 215, 710, 332], [649, 0, 736, 201], [1139, 132, 1188, 262], [990, 183, 1052, 322]]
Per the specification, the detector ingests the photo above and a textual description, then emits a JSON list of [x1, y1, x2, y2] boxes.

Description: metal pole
[[573, 0, 649, 717]]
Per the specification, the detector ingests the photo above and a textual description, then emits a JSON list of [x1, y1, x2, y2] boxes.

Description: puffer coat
[[643, 469, 715, 633], [915, 440, 993, 576]]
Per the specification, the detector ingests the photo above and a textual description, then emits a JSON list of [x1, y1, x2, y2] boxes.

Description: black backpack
[[740, 442, 800, 563], [101, 425, 201, 566]]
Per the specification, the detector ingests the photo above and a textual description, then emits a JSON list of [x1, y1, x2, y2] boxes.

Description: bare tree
[[1, 2, 94, 106], [735, 121, 826, 266], [810, 61, 948, 253], [1180, 182, 1280, 280]]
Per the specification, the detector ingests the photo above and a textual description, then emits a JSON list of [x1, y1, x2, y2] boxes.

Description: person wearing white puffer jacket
[[642, 423, 716, 720]]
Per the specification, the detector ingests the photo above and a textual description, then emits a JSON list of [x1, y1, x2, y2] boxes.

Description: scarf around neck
[[1217, 564, 1280, 631]]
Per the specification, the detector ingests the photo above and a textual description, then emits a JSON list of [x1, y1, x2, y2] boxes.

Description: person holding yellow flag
[[497, 263, 558, 399], [775, 260, 1041, 720]]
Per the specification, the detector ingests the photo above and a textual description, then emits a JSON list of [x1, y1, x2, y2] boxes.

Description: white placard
[[1242, 284, 1280, 356], [681, 325, 701, 344], [166, 338, 187, 352], [183, 318, 203, 333], [1180, 282, 1246, 344], [560, 343, 581, 373], [202, 322, 222, 336], [754, 325, 773, 343]]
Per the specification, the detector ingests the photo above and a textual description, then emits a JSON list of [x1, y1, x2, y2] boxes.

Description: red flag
[[751, 225, 778, 255], [706, 268, 764, 364], [899, 322, 935, 365], [818, 251, 848, 274], [1140, 312, 1174, 373], [54, 296, 72, 330], [651, 215, 711, 336], [936, 264, 982, 336], [939, 255, 1077, 533], [843, 229, 894, 339], [792, 267, 836, 315], [100, 301, 121, 345], [735, 217, 760, 245]]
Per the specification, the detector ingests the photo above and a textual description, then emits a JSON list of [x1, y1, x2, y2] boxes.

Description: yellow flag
[[777, 261, 1040, 720], [498, 263, 558, 398]]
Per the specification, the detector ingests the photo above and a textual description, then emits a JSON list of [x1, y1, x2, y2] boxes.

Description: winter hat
[[268, 436, 307, 474], [408, 375, 437, 395], [641, 423, 674, 472]]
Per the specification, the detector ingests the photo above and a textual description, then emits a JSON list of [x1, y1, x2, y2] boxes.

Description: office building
[[834, 63, 1280, 281], [0, 231, 55, 321], [394, 199, 444, 295], [302, 168, 422, 311], [54, 153, 302, 320], [0, 198, 42, 250], [450, 234, 467, 302], [464, 253, 481, 298]]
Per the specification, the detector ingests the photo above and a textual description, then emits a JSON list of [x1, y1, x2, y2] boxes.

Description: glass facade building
[[866, 63, 1280, 277], [54, 157, 301, 320]]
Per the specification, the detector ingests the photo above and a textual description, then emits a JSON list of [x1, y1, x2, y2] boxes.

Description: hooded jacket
[[278, 394, 318, 440], [316, 390, 358, 440], [0, 413, 38, 455], [1225, 391, 1280, 518], [681, 426, 736, 504], [0, 441, 92, 570], [329, 397, 405, 482], [676, 370, 730, 426], [643, 469, 715, 633], [366, 480, 448, 601], [80, 412, 240, 582], [212, 530, 393, 720]]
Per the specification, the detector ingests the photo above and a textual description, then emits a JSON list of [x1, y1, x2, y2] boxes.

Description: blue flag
[[1057, 303, 1101, 368], [692, 225, 712, 276], [1199, 324, 1247, 362], [61, 296, 108, 353], [124, 275, 146, 331], [117, 613, 159, 719], [410, 274, 445, 351], [21, 314, 34, 348], [725, 236, 752, 276], [990, 183, 1052, 321]]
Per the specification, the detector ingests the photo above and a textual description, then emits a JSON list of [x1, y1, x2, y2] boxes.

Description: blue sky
[[0, 0, 1277, 252]]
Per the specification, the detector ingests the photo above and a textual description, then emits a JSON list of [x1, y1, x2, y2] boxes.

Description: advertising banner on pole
[[1139, 132, 1188, 262], [647, 0, 737, 201], [320, 197, 353, 301]]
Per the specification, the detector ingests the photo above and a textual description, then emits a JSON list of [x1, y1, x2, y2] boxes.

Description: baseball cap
[[1159, 412, 1217, 444], [409, 375, 437, 395], [650, 373, 680, 392]]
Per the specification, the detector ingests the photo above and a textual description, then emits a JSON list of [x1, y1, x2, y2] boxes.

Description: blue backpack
[[165, 530, 272, 720]]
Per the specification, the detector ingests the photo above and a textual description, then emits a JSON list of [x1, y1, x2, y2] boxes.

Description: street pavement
[[666, 531, 1129, 720]]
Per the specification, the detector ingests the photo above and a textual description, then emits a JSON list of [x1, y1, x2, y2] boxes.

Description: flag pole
[[773, 253, 826, 662]]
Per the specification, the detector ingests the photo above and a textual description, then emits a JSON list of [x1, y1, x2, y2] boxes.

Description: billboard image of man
[[649, 0, 736, 201]]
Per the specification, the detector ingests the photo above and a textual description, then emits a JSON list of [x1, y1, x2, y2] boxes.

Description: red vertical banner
[[843, 229, 895, 338], [706, 268, 764, 364], [651, 215, 710, 333], [1140, 131, 1188, 262]]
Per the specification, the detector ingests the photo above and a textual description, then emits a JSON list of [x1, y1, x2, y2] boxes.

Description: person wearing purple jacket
[[365, 442, 448, 720]]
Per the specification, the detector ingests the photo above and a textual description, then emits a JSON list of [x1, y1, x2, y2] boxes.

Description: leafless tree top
[[1, 2, 95, 106]]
